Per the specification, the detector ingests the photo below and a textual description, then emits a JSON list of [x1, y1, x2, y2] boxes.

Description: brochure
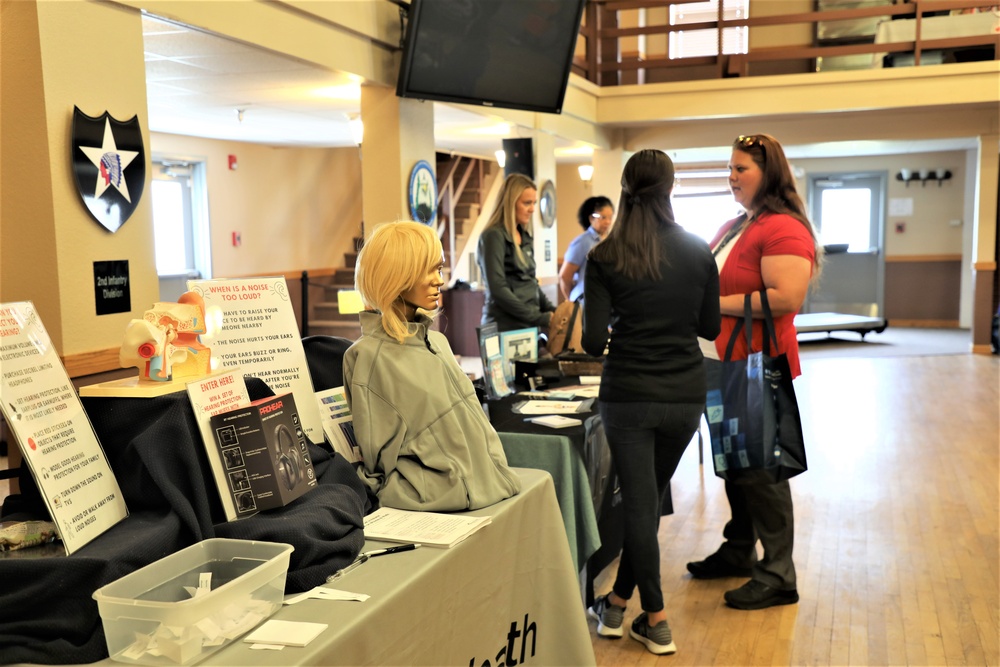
[[511, 398, 594, 415], [477, 323, 511, 399], [363, 506, 491, 548], [525, 415, 583, 429], [499, 327, 538, 384], [315, 386, 362, 464]]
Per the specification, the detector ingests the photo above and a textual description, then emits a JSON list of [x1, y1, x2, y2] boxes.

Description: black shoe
[[724, 579, 798, 610], [686, 552, 754, 579]]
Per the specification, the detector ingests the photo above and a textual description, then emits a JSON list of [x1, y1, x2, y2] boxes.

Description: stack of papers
[[363, 507, 491, 548], [244, 620, 327, 647], [525, 415, 582, 429]]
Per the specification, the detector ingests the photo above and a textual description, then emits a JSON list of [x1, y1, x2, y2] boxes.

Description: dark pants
[[600, 400, 703, 613], [704, 359, 797, 591]]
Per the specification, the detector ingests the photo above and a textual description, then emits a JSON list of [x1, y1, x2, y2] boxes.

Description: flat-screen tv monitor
[[396, 0, 586, 115]]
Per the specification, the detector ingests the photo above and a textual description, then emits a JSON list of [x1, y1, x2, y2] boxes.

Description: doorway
[[805, 172, 887, 317], [150, 158, 211, 301]]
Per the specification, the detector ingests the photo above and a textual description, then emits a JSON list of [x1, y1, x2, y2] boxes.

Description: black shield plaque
[[71, 107, 145, 233]]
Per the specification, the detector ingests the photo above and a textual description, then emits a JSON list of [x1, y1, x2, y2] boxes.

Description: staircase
[[306, 156, 496, 340], [305, 235, 363, 341], [435, 153, 497, 283]]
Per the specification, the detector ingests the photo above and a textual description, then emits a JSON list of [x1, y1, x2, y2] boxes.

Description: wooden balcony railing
[[572, 0, 999, 85]]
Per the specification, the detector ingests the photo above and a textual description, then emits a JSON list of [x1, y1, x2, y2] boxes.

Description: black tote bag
[[706, 290, 807, 484]]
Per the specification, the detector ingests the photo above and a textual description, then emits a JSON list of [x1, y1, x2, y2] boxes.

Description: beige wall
[[151, 133, 364, 279], [793, 150, 969, 257], [1, 0, 158, 360]]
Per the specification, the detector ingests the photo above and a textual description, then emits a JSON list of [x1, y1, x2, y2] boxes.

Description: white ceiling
[[143, 15, 977, 167], [143, 14, 579, 160]]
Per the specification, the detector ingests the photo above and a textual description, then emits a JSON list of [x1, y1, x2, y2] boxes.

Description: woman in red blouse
[[687, 134, 823, 610]]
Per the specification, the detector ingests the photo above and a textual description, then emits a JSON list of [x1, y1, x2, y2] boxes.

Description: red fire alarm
[[232, 231, 242, 247], [895, 222, 906, 234], [228, 154, 238, 170]]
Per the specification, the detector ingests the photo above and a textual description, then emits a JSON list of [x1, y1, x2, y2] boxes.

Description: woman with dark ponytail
[[582, 149, 720, 655]]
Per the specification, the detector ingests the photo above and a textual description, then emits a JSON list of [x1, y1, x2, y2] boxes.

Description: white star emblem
[[78, 118, 139, 203]]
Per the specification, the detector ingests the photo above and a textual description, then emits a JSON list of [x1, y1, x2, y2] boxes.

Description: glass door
[[805, 172, 886, 317]]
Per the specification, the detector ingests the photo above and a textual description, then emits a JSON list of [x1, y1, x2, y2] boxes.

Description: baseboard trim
[[889, 319, 960, 328], [971, 344, 995, 355]]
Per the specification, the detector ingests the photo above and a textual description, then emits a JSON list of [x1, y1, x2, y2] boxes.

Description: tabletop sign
[[0, 301, 128, 554], [186, 370, 251, 522], [93, 259, 131, 315], [187, 277, 322, 442]]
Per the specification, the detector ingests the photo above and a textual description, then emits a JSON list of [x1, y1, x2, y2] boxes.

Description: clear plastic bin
[[92, 538, 293, 665]]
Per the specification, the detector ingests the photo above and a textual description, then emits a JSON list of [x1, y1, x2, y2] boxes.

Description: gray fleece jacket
[[343, 311, 521, 511]]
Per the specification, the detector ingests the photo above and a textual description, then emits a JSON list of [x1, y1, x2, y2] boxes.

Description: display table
[[498, 432, 600, 573], [487, 383, 624, 607], [88, 468, 596, 667]]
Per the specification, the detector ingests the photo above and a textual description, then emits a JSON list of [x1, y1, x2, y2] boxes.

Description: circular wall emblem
[[408, 160, 437, 226], [539, 180, 557, 228]]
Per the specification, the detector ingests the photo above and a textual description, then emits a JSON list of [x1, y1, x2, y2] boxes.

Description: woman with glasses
[[686, 133, 822, 610], [558, 195, 614, 302], [582, 150, 720, 655]]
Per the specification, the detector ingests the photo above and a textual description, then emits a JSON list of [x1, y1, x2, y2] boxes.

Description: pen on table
[[326, 543, 421, 583]]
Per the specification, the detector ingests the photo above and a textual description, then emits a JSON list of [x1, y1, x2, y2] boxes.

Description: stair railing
[[436, 155, 484, 281]]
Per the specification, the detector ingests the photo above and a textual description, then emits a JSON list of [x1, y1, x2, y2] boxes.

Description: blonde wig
[[485, 173, 537, 266], [354, 221, 443, 343]]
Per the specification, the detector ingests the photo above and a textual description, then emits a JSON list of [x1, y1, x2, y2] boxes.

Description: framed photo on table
[[500, 327, 539, 384]]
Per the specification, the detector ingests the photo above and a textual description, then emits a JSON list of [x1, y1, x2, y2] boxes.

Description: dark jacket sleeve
[[581, 259, 611, 356]]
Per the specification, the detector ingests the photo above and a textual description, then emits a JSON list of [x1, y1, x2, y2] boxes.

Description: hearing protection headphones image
[[274, 423, 304, 491]]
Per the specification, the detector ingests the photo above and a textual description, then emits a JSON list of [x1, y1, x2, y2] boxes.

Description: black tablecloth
[[0, 378, 372, 665]]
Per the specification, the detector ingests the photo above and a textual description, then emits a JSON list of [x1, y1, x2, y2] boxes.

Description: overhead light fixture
[[578, 164, 594, 185], [495, 149, 506, 168], [235, 108, 246, 124], [346, 113, 364, 146]]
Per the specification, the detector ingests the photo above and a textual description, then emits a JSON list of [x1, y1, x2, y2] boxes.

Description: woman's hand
[[720, 254, 812, 317]]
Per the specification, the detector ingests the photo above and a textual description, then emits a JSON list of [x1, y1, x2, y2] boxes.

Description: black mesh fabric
[[0, 377, 370, 664]]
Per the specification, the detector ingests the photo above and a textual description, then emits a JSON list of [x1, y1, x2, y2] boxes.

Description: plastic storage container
[[92, 538, 293, 665]]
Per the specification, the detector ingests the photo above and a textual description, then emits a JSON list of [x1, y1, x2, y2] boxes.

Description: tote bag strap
[[723, 295, 753, 362], [724, 291, 780, 360], [759, 289, 780, 356]]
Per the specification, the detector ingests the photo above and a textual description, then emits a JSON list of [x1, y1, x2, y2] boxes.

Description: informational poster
[[187, 277, 322, 442], [0, 301, 128, 554], [186, 370, 251, 521]]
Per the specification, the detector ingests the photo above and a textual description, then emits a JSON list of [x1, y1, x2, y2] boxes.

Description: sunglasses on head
[[735, 135, 763, 149]]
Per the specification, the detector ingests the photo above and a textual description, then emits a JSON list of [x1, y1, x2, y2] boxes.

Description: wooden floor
[[589, 354, 999, 666]]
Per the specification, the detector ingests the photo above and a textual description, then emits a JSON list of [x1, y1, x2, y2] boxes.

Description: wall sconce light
[[897, 167, 951, 187], [933, 167, 952, 186], [495, 149, 506, 168], [346, 113, 364, 146], [578, 164, 594, 186]]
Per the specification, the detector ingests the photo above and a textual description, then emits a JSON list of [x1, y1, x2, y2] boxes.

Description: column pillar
[[970, 133, 999, 353], [1, 0, 157, 369], [359, 85, 435, 236]]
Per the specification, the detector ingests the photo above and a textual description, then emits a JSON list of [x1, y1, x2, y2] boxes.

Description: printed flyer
[[0, 301, 128, 554], [188, 277, 322, 443]]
